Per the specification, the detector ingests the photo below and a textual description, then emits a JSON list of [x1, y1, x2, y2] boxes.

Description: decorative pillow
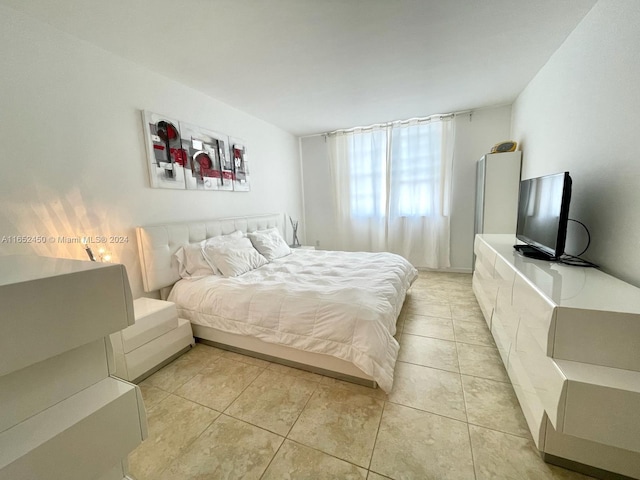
[[203, 236, 268, 277], [174, 240, 215, 279], [202, 230, 245, 274], [247, 227, 291, 261], [204, 230, 244, 246]]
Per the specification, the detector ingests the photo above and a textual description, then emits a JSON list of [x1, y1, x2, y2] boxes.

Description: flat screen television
[[515, 172, 572, 261]]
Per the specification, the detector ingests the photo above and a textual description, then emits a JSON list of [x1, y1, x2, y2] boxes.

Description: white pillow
[[174, 241, 215, 279], [203, 230, 245, 274], [203, 236, 268, 277], [247, 228, 291, 261], [204, 230, 244, 246]]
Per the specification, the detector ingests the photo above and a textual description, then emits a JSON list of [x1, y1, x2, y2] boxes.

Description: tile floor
[[128, 271, 593, 480]]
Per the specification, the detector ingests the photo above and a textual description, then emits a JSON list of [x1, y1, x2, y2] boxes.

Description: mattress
[[168, 249, 418, 392]]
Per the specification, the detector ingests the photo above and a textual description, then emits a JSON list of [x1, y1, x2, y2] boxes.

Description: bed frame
[[136, 213, 377, 387]]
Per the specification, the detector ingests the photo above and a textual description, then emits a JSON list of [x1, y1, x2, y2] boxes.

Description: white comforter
[[168, 249, 418, 392]]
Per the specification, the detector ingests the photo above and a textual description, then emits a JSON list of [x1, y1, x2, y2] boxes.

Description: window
[[348, 129, 387, 218], [390, 122, 443, 217], [344, 121, 445, 219], [328, 115, 454, 268]]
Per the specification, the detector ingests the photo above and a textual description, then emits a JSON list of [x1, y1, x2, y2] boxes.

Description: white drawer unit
[[0, 255, 147, 480], [0, 378, 145, 480], [491, 258, 517, 366], [0, 255, 134, 377], [110, 297, 195, 382], [473, 235, 640, 479]]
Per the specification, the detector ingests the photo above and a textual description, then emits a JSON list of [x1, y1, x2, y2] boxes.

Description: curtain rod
[[310, 109, 472, 138]]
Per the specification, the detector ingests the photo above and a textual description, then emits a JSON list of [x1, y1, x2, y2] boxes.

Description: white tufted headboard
[[136, 213, 286, 292]]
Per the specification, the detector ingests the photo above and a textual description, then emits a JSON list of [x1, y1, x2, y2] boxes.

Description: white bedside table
[[110, 298, 194, 383], [296, 245, 316, 250]]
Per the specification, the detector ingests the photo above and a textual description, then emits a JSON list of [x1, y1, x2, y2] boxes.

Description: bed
[[136, 213, 417, 392]]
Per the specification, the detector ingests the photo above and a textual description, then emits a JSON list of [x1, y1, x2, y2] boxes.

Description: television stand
[[513, 244, 557, 261], [474, 234, 640, 479]]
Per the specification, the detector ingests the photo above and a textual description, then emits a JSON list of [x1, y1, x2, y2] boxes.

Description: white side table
[[110, 298, 194, 383], [297, 246, 316, 250]]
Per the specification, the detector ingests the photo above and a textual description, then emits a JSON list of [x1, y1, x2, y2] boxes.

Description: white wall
[[299, 105, 512, 270], [511, 0, 640, 286], [0, 6, 302, 297], [299, 135, 336, 250]]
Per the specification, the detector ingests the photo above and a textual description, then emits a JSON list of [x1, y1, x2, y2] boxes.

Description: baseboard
[[542, 453, 637, 480], [416, 267, 473, 274]]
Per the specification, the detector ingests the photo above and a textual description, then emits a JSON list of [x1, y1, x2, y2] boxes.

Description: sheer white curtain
[[327, 117, 455, 268], [328, 127, 389, 252]]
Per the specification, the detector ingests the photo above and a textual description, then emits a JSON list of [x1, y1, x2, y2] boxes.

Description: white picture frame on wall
[[142, 110, 186, 189]]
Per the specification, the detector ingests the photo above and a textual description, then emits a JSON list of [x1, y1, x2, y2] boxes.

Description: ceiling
[[2, 0, 596, 136]]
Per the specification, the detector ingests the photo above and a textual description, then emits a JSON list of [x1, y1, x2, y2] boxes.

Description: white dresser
[[0, 255, 148, 480], [473, 235, 640, 479]]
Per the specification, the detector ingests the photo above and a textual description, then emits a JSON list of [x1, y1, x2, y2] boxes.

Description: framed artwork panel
[[142, 111, 187, 189], [180, 122, 234, 191], [229, 136, 251, 192]]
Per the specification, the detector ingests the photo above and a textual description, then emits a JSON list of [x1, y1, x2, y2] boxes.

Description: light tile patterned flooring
[[129, 271, 593, 480]]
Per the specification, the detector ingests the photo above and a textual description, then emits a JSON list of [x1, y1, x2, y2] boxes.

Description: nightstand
[[298, 245, 316, 250], [110, 297, 194, 383]]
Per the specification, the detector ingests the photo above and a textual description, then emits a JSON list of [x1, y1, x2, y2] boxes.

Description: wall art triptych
[[142, 110, 250, 192]]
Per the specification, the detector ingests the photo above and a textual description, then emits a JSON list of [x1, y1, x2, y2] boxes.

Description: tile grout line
[[283, 438, 371, 475], [454, 309, 478, 480], [382, 400, 470, 428], [451, 290, 478, 480], [451, 298, 478, 480], [384, 399, 466, 424], [145, 348, 225, 395], [257, 441, 284, 480], [151, 351, 281, 439], [167, 358, 267, 414], [153, 406, 220, 479], [257, 420, 287, 480], [395, 358, 460, 375], [221, 362, 271, 416], [283, 382, 385, 471], [283, 380, 321, 438], [457, 371, 514, 385], [367, 398, 387, 472], [143, 346, 271, 475], [465, 420, 533, 440], [449, 302, 470, 422]]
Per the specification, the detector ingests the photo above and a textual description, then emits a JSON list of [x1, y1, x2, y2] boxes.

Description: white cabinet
[[473, 235, 640, 479], [474, 151, 522, 235], [110, 297, 195, 383], [0, 255, 147, 480]]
